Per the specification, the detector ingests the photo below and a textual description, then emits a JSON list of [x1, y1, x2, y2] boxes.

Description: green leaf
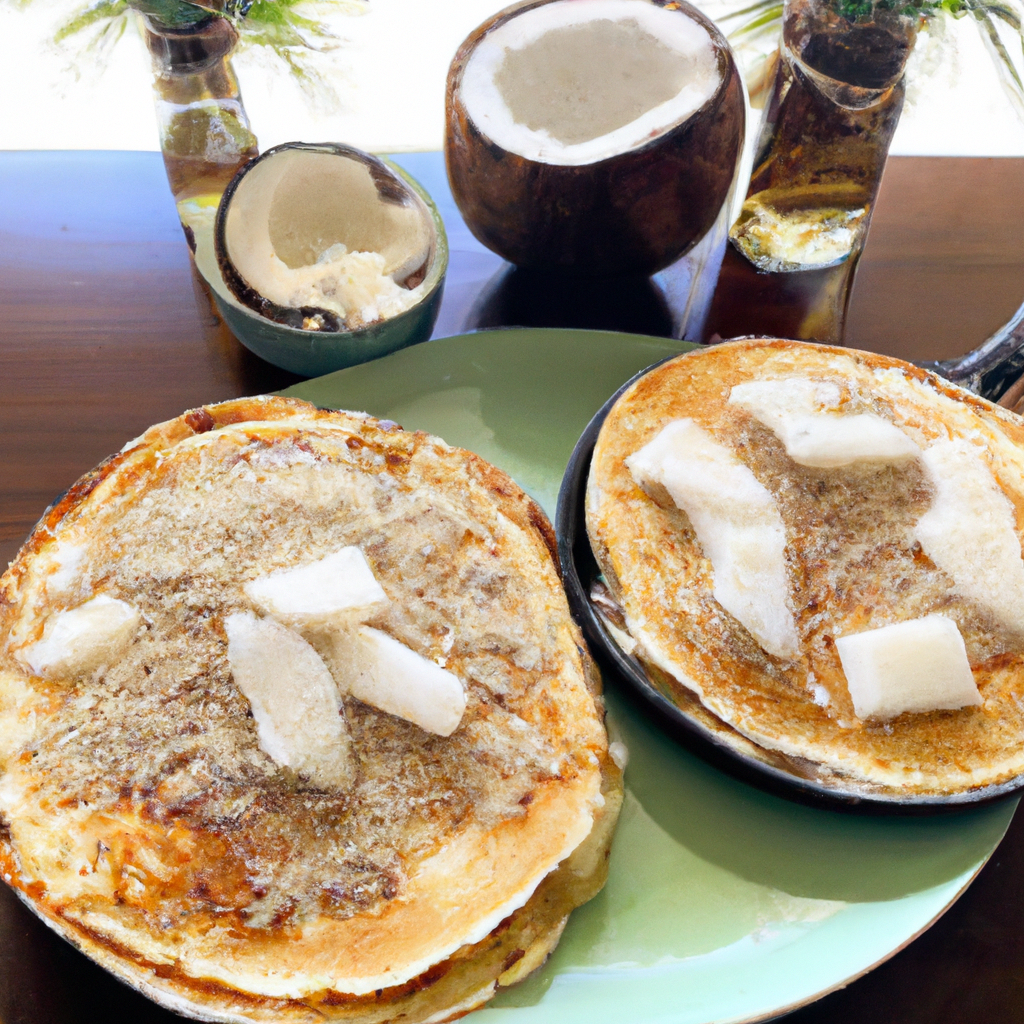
[[718, 0, 782, 23], [729, 3, 785, 38], [54, 0, 129, 42], [973, 0, 1022, 29], [969, 1, 1024, 119]]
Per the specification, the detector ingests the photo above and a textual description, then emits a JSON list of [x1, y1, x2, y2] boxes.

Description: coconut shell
[[444, 0, 745, 276], [214, 142, 435, 333]]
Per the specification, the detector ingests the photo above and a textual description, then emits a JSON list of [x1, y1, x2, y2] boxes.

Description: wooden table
[[1, 150, 1024, 1023]]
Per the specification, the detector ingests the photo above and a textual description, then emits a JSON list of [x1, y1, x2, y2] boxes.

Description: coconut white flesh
[[836, 615, 981, 720], [244, 546, 389, 629], [460, 0, 720, 166], [18, 596, 141, 679], [334, 626, 467, 737], [223, 149, 432, 324], [224, 612, 354, 790], [729, 379, 920, 468], [625, 419, 801, 660], [914, 439, 1024, 636]]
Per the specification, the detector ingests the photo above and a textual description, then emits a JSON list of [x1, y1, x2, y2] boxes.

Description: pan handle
[[917, 296, 1024, 404]]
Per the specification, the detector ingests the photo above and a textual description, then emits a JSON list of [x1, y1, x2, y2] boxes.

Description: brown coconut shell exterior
[[444, 0, 745, 277]]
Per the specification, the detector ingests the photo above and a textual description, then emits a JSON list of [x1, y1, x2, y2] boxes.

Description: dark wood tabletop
[[2, 149, 1024, 1024]]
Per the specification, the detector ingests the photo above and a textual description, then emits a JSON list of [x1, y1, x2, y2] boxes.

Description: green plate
[[283, 327, 1016, 1024]]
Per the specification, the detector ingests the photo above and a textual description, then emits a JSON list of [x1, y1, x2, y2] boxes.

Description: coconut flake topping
[[461, 0, 719, 166], [265, 244, 426, 328]]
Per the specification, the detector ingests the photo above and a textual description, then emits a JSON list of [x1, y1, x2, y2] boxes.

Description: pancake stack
[[0, 397, 621, 1023]]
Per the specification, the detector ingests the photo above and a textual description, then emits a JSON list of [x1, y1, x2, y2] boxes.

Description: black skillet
[[555, 335, 1024, 813]]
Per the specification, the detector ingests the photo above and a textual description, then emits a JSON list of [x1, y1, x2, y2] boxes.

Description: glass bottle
[[143, 13, 259, 228], [702, 0, 918, 344]]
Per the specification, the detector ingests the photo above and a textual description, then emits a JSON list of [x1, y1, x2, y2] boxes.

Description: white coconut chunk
[[836, 615, 981, 720], [45, 540, 88, 595], [461, 0, 719, 166], [244, 546, 389, 628], [729, 379, 919, 468], [340, 626, 467, 737], [224, 612, 353, 789], [626, 419, 800, 659], [914, 439, 1024, 635], [777, 414, 919, 468], [608, 740, 629, 770], [19, 595, 141, 679]]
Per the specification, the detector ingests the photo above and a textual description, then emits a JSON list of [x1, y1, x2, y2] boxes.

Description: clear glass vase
[[143, 14, 258, 230], [703, 0, 918, 344]]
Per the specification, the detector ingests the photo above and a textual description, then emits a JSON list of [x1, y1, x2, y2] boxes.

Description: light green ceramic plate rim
[[282, 327, 1016, 1024]]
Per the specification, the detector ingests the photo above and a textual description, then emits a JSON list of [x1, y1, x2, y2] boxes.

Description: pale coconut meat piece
[[337, 626, 468, 738], [728, 378, 921, 468], [913, 438, 1024, 636], [460, 0, 720, 166], [216, 144, 434, 330], [625, 418, 801, 660], [243, 546, 389, 629], [224, 611, 355, 790], [18, 595, 142, 679], [835, 615, 982, 721]]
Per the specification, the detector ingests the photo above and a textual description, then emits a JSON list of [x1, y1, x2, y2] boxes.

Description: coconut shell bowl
[[190, 143, 448, 378]]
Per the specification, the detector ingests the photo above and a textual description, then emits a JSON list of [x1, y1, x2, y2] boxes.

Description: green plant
[[27, 0, 365, 94], [722, 0, 1024, 120]]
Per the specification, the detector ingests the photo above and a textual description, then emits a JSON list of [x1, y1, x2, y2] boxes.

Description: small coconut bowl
[[189, 143, 447, 378], [445, 0, 744, 276]]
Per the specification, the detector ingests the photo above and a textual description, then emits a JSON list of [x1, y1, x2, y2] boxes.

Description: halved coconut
[[215, 142, 437, 332], [445, 0, 744, 276]]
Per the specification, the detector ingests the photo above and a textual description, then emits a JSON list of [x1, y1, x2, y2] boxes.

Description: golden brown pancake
[[587, 339, 1024, 799], [0, 397, 621, 1022]]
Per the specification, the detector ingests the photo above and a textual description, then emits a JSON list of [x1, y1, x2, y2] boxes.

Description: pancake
[[586, 339, 1024, 799], [0, 396, 622, 1022]]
